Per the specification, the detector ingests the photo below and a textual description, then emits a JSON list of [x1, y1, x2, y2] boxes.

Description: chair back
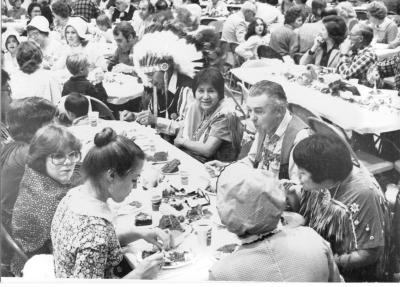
[[1, 223, 28, 264], [288, 103, 321, 125], [237, 81, 249, 104], [224, 84, 246, 118], [86, 96, 116, 120], [307, 117, 360, 166]]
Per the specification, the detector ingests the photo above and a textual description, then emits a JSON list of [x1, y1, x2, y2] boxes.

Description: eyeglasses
[[50, 151, 81, 165]]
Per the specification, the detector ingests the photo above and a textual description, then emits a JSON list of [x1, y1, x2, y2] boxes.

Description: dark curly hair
[[51, 0, 71, 18], [16, 41, 43, 75], [293, 134, 353, 184], [284, 6, 303, 25], [323, 15, 347, 46], [245, 18, 267, 40]]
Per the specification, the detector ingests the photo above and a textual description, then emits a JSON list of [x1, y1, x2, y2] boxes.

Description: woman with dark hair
[[287, 134, 389, 282], [51, 127, 169, 278], [155, 0, 169, 12], [174, 68, 243, 163], [10, 41, 62, 103], [10, 124, 81, 276], [300, 15, 347, 68], [235, 17, 269, 60], [26, 2, 42, 23]]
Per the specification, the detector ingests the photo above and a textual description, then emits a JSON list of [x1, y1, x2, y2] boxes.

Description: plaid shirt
[[337, 46, 377, 83], [72, 0, 100, 22], [376, 55, 400, 94]]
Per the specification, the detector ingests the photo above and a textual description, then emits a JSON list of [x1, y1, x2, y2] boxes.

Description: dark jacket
[[62, 75, 108, 103], [111, 5, 135, 22]]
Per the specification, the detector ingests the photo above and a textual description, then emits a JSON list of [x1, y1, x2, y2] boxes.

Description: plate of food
[[147, 151, 169, 164], [213, 243, 239, 261], [161, 159, 181, 175], [140, 248, 196, 269]]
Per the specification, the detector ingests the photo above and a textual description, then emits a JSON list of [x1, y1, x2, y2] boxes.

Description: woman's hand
[[311, 35, 324, 52], [173, 137, 186, 148], [136, 110, 156, 126], [141, 227, 171, 250], [204, 160, 228, 177], [126, 252, 164, 279]]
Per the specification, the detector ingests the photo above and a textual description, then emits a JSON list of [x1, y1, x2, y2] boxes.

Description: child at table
[[96, 15, 114, 44], [62, 53, 109, 104], [7, 0, 26, 19]]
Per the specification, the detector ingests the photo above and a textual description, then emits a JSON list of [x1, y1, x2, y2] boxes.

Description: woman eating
[[235, 17, 269, 61], [51, 127, 169, 278], [11, 124, 82, 276], [174, 67, 243, 163], [300, 15, 347, 69]]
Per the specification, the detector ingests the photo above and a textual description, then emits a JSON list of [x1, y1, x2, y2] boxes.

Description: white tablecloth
[[231, 66, 400, 134], [67, 120, 239, 281]]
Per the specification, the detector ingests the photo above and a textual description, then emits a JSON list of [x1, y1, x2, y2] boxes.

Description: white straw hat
[[64, 17, 89, 40], [27, 16, 50, 33]]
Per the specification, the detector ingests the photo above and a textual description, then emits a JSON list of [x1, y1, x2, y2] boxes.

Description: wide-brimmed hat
[[2, 29, 22, 51], [64, 17, 89, 40], [216, 163, 286, 237], [27, 16, 50, 33]]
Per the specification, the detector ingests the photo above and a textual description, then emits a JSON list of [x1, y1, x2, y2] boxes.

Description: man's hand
[[112, 63, 134, 74], [120, 110, 136, 122], [173, 137, 186, 148], [136, 110, 157, 126]]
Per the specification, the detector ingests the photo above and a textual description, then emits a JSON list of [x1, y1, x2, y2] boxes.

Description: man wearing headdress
[[120, 30, 202, 140]]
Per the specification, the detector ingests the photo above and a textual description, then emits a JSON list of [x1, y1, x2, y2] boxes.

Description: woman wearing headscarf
[[209, 162, 341, 281]]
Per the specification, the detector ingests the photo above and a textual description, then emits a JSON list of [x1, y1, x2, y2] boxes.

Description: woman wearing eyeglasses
[[10, 124, 82, 276]]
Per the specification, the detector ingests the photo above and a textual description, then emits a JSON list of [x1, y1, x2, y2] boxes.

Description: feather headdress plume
[[133, 30, 203, 79]]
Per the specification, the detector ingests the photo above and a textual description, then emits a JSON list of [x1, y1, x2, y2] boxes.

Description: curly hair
[[245, 18, 267, 40], [16, 41, 43, 75], [284, 6, 303, 25], [7, 97, 57, 143], [367, 1, 387, 20]]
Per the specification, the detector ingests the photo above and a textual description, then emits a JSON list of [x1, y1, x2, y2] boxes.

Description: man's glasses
[[50, 151, 81, 165]]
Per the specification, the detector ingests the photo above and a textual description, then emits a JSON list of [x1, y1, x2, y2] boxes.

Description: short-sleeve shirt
[[51, 187, 123, 278]]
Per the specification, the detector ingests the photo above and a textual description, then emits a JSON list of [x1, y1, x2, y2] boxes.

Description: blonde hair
[[66, 52, 89, 76], [336, 2, 356, 19]]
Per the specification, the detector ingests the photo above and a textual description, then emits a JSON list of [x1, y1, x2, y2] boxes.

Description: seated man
[[132, 0, 155, 40], [111, 0, 136, 23], [288, 134, 390, 282], [107, 21, 137, 72], [221, 1, 257, 44], [206, 80, 310, 181], [269, 6, 303, 59], [210, 162, 341, 282], [337, 23, 377, 85]]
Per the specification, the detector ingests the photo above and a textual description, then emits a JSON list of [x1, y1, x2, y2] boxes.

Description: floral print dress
[[51, 187, 123, 278]]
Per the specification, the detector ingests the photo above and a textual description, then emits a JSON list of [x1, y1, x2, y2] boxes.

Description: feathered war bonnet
[[133, 30, 203, 80]]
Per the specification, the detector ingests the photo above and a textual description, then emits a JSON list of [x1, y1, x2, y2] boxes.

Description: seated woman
[[209, 162, 341, 281], [366, 1, 398, 44], [1, 29, 21, 75], [10, 41, 62, 104], [174, 67, 243, 163], [61, 17, 107, 71], [235, 17, 269, 61], [0, 97, 57, 274], [288, 134, 389, 282], [300, 15, 347, 69], [51, 127, 169, 278], [11, 124, 82, 276]]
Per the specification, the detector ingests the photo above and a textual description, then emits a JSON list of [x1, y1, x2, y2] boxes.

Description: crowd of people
[[1, 0, 400, 282]]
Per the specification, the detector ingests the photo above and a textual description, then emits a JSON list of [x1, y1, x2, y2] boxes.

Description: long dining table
[[231, 65, 400, 135]]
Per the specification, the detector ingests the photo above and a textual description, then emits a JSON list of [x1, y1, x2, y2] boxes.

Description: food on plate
[[135, 212, 152, 226], [128, 201, 142, 208], [163, 251, 188, 266], [147, 151, 168, 162], [161, 159, 181, 173], [158, 215, 184, 231], [186, 206, 203, 223], [202, 208, 213, 218], [170, 200, 184, 211], [177, 215, 185, 223], [216, 243, 239, 253]]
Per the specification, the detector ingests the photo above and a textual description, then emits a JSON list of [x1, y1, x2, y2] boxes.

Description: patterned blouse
[[11, 167, 71, 276], [51, 187, 123, 278]]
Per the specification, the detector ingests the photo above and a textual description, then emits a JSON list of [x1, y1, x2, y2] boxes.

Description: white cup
[[88, 111, 99, 127], [195, 222, 212, 248]]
